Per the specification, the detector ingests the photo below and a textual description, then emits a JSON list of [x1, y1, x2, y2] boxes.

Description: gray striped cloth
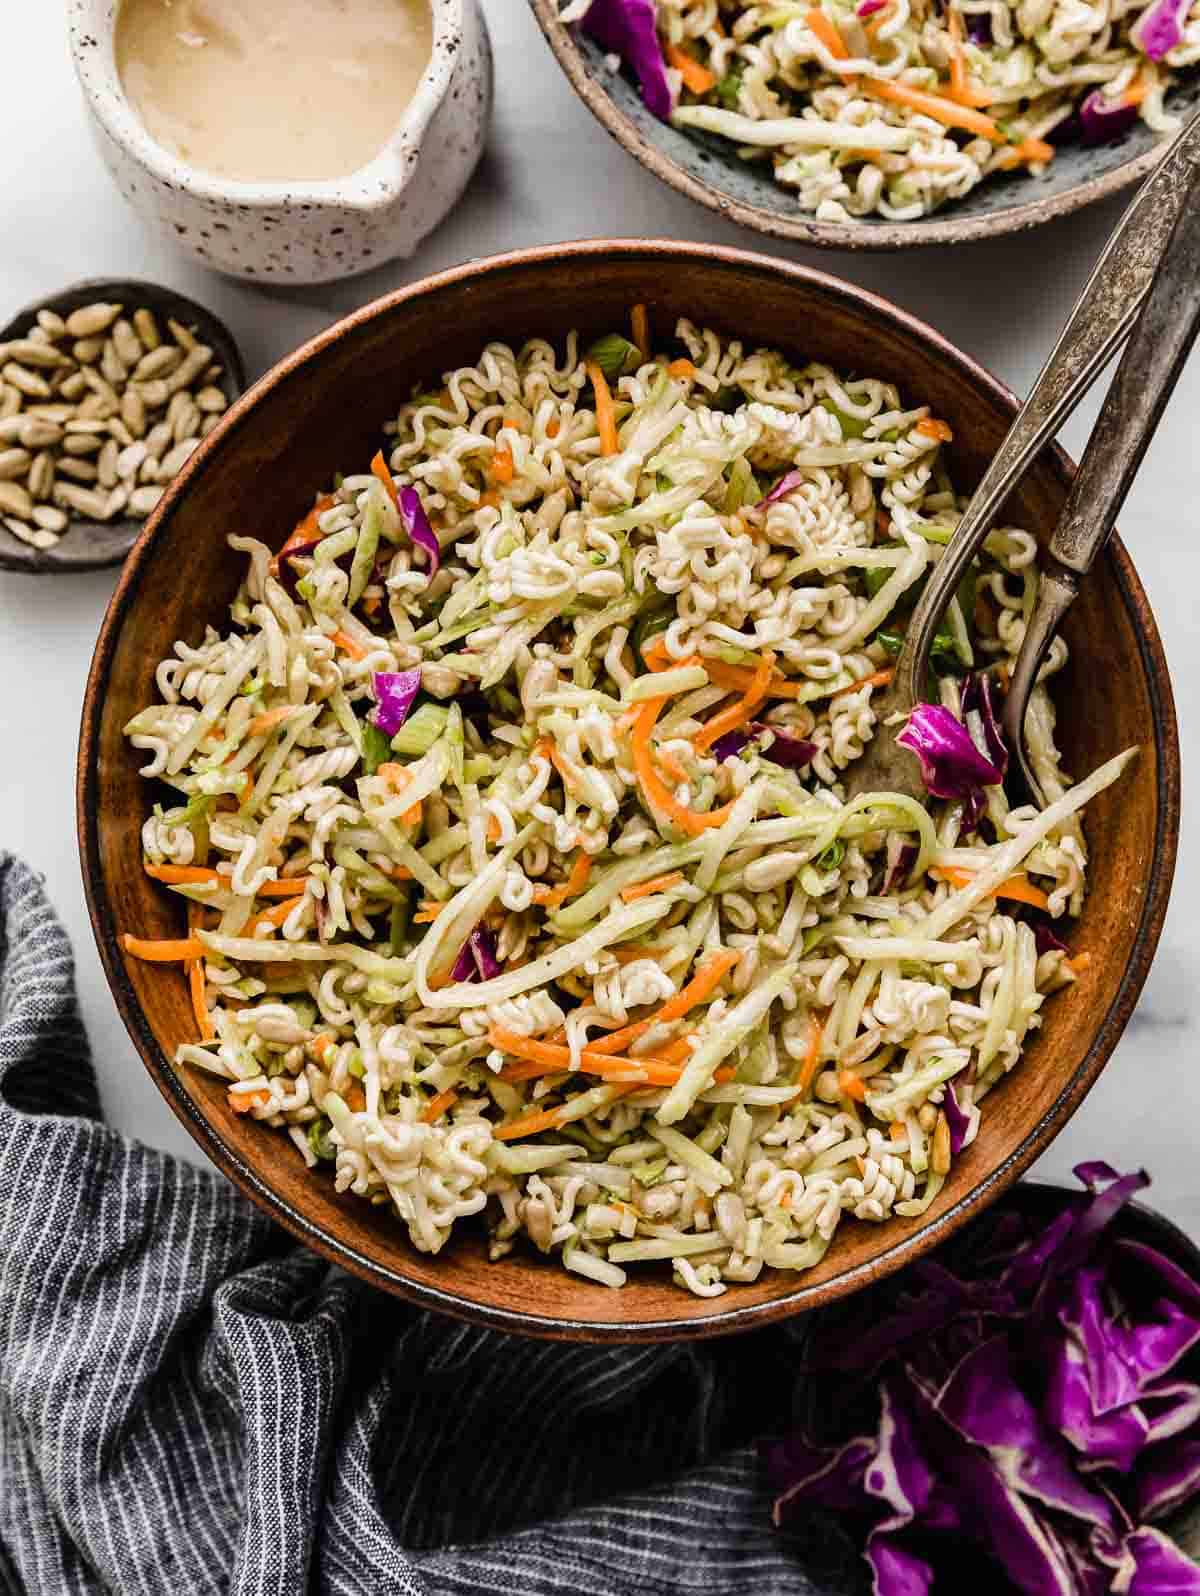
[[0, 853, 857, 1596]]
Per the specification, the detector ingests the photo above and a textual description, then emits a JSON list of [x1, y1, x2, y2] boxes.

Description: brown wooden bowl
[[78, 241, 1180, 1341], [528, 0, 1200, 250]]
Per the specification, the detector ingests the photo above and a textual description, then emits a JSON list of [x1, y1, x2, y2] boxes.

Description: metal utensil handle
[[894, 104, 1200, 708], [1048, 167, 1200, 577]]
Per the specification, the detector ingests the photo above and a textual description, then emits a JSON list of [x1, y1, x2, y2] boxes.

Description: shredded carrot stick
[[585, 360, 619, 457], [632, 696, 737, 834], [545, 417, 561, 439], [631, 302, 650, 360], [620, 871, 684, 903], [860, 77, 1004, 141], [376, 762, 423, 826], [889, 1119, 908, 1143], [793, 1012, 825, 1095], [704, 657, 807, 700], [228, 1088, 271, 1115], [486, 813, 502, 843], [665, 39, 718, 93], [945, 8, 995, 106], [656, 748, 690, 784], [145, 863, 221, 887], [258, 878, 313, 897], [1066, 952, 1093, 975], [865, 5, 892, 42], [667, 358, 696, 379], [245, 704, 297, 740], [330, 629, 368, 661], [609, 944, 671, 964], [184, 904, 214, 1043], [994, 136, 1056, 170], [930, 865, 1050, 911], [252, 895, 307, 933], [490, 446, 515, 484], [489, 1028, 716, 1087], [804, 7, 851, 59], [692, 650, 774, 753], [344, 1083, 367, 1113], [640, 635, 674, 673], [830, 667, 895, 700], [532, 851, 592, 909], [122, 934, 204, 962], [915, 417, 954, 443], [312, 1034, 336, 1061], [1122, 74, 1149, 106], [548, 745, 581, 793], [493, 1085, 644, 1142], [587, 949, 743, 1057], [420, 1087, 459, 1124], [413, 901, 444, 923], [838, 1070, 868, 1102], [271, 493, 336, 575], [478, 489, 501, 510], [370, 449, 400, 513]]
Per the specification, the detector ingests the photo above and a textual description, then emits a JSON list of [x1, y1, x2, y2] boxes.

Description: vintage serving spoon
[[845, 106, 1200, 805]]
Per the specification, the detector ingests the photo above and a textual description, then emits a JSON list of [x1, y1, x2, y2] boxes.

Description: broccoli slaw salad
[[564, 0, 1198, 222], [122, 312, 1135, 1299]]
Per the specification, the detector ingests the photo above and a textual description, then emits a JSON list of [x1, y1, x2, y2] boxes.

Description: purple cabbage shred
[[580, 0, 674, 120]]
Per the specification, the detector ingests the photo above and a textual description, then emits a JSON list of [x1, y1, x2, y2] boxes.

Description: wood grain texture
[[77, 241, 1180, 1340]]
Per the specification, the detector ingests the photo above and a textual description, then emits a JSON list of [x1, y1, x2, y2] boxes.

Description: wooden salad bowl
[[78, 241, 1180, 1341], [528, 0, 1200, 251]]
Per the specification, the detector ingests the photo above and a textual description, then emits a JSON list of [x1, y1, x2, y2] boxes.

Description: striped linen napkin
[[0, 852, 852, 1596]]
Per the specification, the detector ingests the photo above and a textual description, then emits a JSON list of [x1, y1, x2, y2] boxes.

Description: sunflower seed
[[195, 385, 228, 414], [132, 308, 160, 351], [167, 318, 197, 351], [81, 365, 118, 404], [117, 441, 147, 479], [200, 413, 222, 437], [18, 418, 63, 448], [0, 385, 20, 420], [7, 339, 70, 370], [65, 303, 121, 339], [0, 448, 32, 480], [32, 505, 67, 533], [111, 318, 142, 367], [2, 363, 51, 399], [64, 417, 109, 435], [27, 452, 54, 500], [138, 454, 159, 483], [28, 327, 53, 346], [166, 345, 214, 394], [58, 371, 87, 400], [62, 432, 103, 457], [132, 346, 182, 382], [170, 399, 200, 446], [202, 364, 224, 385], [73, 337, 104, 365], [0, 481, 34, 518], [54, 481, 110, 517], [37, 309, 67, 340], [4, 515, 57, 549], [144, 421, 172, 457], [76, 393, 117, 422], [158, 437, 199, 479], [58, 457, 100, 483], [101, 340, 128, 387], [130, 484, 163, 516], [931, 1111, 950, 1175], [121, 387, 147, 437], [97, 438, 119, 488], [107, 417, 134, 448], [136, 379, 170, 409], [27, 404, 75, 422]]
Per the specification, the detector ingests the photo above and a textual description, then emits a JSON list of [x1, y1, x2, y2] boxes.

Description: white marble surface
[[1, 2, 1195, 1226]]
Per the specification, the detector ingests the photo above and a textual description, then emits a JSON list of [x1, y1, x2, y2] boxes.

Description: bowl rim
[[526, 0, 1172, 250], [77, 239, 1181, 1340]]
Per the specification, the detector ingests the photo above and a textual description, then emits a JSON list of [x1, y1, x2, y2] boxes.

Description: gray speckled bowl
[[529, 0, 1200, 248]]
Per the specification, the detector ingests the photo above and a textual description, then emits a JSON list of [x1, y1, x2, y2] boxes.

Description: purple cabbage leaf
[[369, 669, 422, 740], [1132, 0, 1191, 59], [1079, 87, 1141, 144], [896, 702, 1003, 823], [579, 0, 675, 120]]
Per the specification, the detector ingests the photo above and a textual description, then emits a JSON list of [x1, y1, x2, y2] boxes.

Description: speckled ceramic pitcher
[[68, 0, 492, 285]]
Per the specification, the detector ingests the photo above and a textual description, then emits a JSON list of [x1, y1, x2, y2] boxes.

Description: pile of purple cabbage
[[765, 1164, 1200, 1593]]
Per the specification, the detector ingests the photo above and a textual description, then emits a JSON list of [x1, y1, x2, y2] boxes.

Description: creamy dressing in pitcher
[[115, 0, 433, 183]]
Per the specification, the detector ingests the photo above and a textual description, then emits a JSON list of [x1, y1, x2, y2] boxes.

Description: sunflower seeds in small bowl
[[0, 279, 245, 574]]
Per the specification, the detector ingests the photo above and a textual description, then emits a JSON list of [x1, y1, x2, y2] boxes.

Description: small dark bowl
[[78, 241, 1179, 1341], [0, 278, 245, 575], [528, 0, 1200, 250]]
